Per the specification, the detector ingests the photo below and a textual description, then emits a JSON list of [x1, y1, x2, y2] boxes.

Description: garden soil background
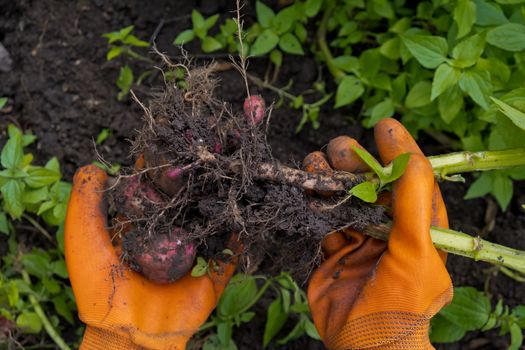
[[1, 0, 525, 349]]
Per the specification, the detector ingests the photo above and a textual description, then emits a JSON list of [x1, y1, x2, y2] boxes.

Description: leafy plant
[[197, 272, 320, 349], [431, 287, 525, 350], [102, 25, 151, 100], [0, 125, 76, 349], [0, 97, 7, 110]]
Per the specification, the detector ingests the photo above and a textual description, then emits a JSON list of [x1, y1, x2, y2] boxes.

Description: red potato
[[120, 175, 165, 219], [243, 95, 265, 125], [125, 228, 197, 284]]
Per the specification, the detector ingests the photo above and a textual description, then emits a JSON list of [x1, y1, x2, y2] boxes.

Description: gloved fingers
[[326, 136, 370, 173], [389, 154, 435, 255], [65, 165, 120, 292], [374, 118, 449, 260], [210, 233, 242, 300]]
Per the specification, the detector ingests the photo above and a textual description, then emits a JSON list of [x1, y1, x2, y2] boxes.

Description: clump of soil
[[108, 63, 385, 282]]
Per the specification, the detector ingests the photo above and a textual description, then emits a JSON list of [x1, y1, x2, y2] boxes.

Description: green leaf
[[173, 29, 195, 45], [430, 313, 467, 343], [250, 29, 279, 56], [202, 37, 223, 53], [96, 128, 111, 145], [0, 212, 9, 235], [487, 23, 525, 52], [373, 0, 394, 19], [512, 305, 525, 328], [492, 172, 513, 210], [509, 322, 523, 350], [51, 260, 68, 278], [465, 172, 492, 199], [451, 33, 485, 68], [191, 257, 208, 277], [52, 294, 74, 324], [358, 49, 381, 78], [401, 35, 448, 69], [369, 99, 394, 126], [305, 0, 323, 17], [256, 1, 275, 28], [379, 37, 401, 60], [431, 64, 460, 100], [392, 74, 407, 104], [0, 97, 7, 109], [351, 147, 386, 181], [23, 187, 48, 204], [116, 65, 133, 101], [205, 14, 219, 30], [25, 167, 60, 188], [273, 6, 297, 34], [458, 70, 491, 109], [474, 0, 507, 26], [191, 10, 206, 30], [453, 0, 476, 39], [122, 34, 149, 47], [22, 252, 50, 279], [405, 81, 432, 109], [335, 75, 364, 108], [438, 86, 464, 123], [304, 319, 321, 340], [439, 287, 491, 331], [1, 130, 23, 169], [1, 180, 24, 218], [263, 297, 288, 347], [106, 47, 122, 61], [332, 56, 359, 74], [386, 153, 410, 183], [349, 182, 378, 203], [279, 33, 304, 55], [491, 96, 525, 131], [16, 311, 42, 334], [218, 275, 258, 317]]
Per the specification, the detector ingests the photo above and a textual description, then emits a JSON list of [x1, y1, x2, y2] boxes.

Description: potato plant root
[[109, 64, 384, 282]]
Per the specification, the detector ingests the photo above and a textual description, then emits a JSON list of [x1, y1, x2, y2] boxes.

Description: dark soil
[[1, 0, 524, 349]]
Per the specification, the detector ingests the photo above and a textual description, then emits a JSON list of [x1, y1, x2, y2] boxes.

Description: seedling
[[102, 25, 151, 100]]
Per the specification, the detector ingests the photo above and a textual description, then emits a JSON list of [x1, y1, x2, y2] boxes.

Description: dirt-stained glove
[[305, 118, 452, 349], [65, 165, 238, 350]]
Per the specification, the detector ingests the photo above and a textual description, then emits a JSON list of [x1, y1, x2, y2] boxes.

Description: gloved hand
[[65, 165, 238, 350], [305, 118, 452, 349]]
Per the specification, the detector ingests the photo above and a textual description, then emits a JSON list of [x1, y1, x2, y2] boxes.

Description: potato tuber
[[124, 228, 197, 284]]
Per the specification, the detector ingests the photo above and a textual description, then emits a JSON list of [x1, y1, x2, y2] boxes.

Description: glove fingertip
[[374, 118, 422, 165]]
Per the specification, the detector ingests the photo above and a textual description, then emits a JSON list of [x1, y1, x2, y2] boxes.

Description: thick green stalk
[[21, 271, 71, 350], [379, 148, 525, 179], [427, 148, 525, 176], [365, 223, 525, 276]]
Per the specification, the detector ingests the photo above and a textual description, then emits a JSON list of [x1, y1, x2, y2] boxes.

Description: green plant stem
[[427, 148, 525, 176], [21, 270, 71, 350], [316, 2, 345, 81], [365, 223, 525, 276], [379, 148, 525, 179], [22, 213, 54, 243]]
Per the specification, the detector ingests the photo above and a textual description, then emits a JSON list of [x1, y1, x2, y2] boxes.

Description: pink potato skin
[[133, 228, 197, 284], [243, 95, 266, 125]]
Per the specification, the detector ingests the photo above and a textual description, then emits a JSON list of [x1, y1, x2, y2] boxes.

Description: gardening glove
[[65, 164, 239, 350], [305, 118, 452, 349]]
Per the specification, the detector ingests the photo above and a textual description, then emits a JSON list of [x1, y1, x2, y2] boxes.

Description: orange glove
[[306, 118, 452, 349], [65, 165, 238, 350]]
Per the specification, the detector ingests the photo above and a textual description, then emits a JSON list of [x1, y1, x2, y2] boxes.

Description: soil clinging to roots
[[108, 64, 385, 280]]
